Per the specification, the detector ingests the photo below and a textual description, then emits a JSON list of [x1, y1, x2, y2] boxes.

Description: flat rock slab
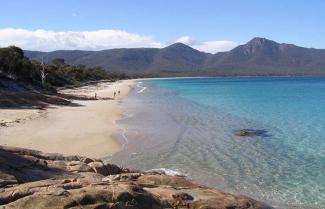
[[0, 145, 273, 209]]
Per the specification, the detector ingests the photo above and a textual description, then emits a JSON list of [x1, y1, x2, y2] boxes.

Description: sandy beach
[[0, 79, 135, 158]]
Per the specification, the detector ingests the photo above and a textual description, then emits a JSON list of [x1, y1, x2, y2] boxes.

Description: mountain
[[204, 38, 325, 75], [25, 37, 325, 76]]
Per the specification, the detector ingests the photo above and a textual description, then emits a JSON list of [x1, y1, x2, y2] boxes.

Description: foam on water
[[146, 168, 185, 176], [137, 81, 147, 93], [111, 77, 325, 209]]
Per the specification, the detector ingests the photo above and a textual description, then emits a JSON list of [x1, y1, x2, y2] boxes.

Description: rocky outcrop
[[0, 145, 273, 209]]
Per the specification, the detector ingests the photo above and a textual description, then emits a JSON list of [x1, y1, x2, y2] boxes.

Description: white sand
[[0, 79, 134, 158]]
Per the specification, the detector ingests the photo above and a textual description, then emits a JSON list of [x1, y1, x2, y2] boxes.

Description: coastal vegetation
[[0, 46, 128, 90]]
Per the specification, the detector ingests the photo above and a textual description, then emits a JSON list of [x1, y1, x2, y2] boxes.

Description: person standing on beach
[[114, 92, 116, 97], [118, 90, 120, 95]]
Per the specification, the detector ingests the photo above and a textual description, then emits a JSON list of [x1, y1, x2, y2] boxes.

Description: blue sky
[[0, 0, 324, 52]]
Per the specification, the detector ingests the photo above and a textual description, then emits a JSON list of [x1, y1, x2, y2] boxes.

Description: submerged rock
[[0, 145, 273, 209], [234, 129, 269, 137]]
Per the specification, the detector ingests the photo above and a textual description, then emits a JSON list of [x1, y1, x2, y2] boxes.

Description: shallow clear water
[[110, 77, 325, 209]]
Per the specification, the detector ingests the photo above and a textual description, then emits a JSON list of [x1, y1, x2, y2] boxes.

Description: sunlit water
[[108, 77, 325, 209]]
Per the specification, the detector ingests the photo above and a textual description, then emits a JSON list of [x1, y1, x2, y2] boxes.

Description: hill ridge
[[24, 37, 325, 76]]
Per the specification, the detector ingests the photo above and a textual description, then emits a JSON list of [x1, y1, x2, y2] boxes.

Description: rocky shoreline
[[0, 145, 273, 209]]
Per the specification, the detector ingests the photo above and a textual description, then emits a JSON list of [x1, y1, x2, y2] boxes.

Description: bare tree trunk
[[40, 58, 48, 88], [7, 60, 16, 79], [7, 66, 15, 79]]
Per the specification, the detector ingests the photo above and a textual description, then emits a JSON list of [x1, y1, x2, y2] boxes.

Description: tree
[[52, 58, 65, 69], [8, 46, 24, 59], [0, 46, 128, 88], [0, 46, 24, 79], [40, 57, 48, 87]]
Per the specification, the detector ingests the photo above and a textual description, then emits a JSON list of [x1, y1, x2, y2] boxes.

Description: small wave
[[118, 113, 134, 149], [121, 127, 128, 149], [136, 82, 142, 88], [137, 87, 147, 93], [146, 168, 185, 176], [137, 82, 147, 93]]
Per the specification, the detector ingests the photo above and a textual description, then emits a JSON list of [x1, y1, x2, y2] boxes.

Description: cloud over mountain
[[175, 36, 238, 53], [0, 28, 238, 53]]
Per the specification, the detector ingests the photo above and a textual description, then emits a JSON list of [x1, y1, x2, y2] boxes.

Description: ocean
[[109, 77, 325, 209]]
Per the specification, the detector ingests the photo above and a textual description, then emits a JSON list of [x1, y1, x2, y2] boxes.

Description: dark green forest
[[0, 46, 129, 90]]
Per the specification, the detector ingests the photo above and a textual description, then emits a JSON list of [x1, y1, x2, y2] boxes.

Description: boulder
[[0, 173, 18, 187], [105, 163, 123, 175], [82, 157, 95, 164], [67, 161, 92, 172], [88, 161, 109, 176]]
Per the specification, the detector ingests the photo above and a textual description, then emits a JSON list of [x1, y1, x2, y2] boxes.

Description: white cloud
[[71, 13, 78, 17], [0, 28, 238, 53], [0, 28, 164, 51], [175, 36, 198, 45], [175, 36, 238, 53]]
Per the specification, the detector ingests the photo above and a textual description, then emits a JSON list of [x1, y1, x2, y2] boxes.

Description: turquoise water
[[111, 77, 325, 209]]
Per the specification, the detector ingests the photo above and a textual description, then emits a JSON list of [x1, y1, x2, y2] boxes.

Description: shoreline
[[0, 79, 135, 158], [110, 77, 324, 209], [0, 144, 272, 209], [1, 77, 322, 209]]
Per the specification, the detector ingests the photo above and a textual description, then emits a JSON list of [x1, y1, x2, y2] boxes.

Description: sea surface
[[109, 77, 325, 209]]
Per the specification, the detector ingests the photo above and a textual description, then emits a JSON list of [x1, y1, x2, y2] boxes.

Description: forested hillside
[[0, 46, 128, 90]]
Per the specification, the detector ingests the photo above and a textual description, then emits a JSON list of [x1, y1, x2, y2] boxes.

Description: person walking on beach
[[114, 92, 116, 97], [118, 90, 120, 95], [94, 93, 97, 99]]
